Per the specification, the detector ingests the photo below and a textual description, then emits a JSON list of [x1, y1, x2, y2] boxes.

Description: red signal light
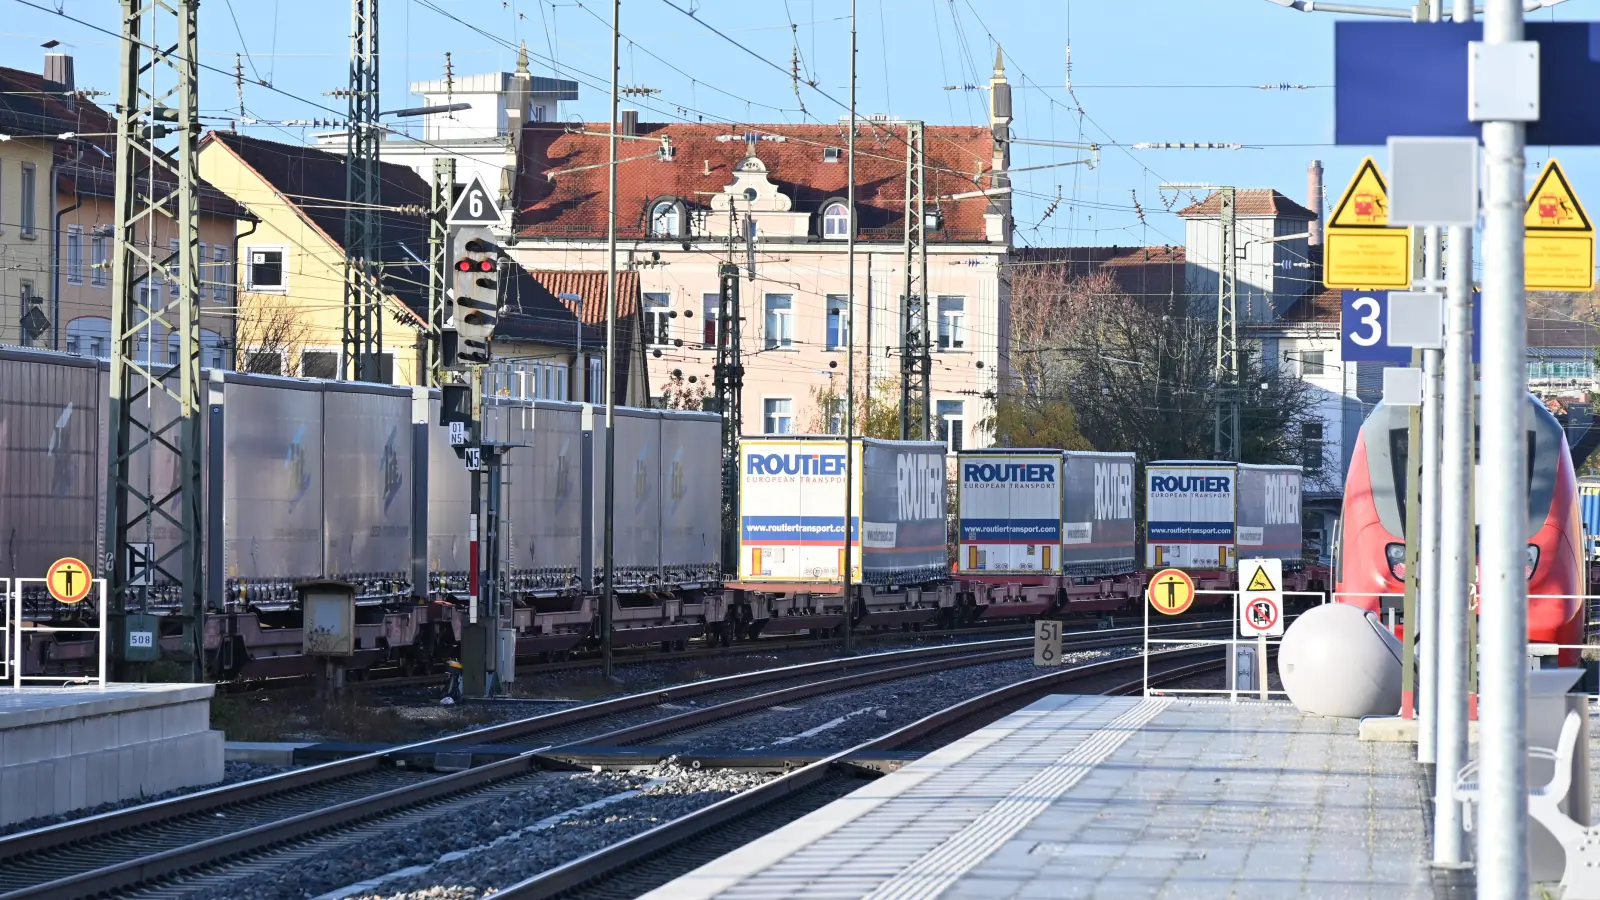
[[478, 259, 494, 272], [455, 259, 473, 272]]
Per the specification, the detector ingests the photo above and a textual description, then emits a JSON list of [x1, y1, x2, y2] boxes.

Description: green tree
[[806, 375, 902, 438]]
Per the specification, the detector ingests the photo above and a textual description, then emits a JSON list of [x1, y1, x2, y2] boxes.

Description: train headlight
[[1385, 543, 1406, 581], [1526, 544, 1539, 580]]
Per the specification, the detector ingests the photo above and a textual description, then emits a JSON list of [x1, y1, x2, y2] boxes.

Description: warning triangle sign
[[1246, 566, 1277, 593], [447, 174, 503, 226], [1524, 160, 1592, 232], [1327, 157, 1392, 229]]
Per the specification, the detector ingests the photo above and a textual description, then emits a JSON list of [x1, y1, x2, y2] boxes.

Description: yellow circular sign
[[46, 557, 93, 604], [1148, 568, 1195, 616]]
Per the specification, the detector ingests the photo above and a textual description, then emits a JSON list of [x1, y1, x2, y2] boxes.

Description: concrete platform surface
[[0, 684, 223, 827], [647, 695, 1435, 900]]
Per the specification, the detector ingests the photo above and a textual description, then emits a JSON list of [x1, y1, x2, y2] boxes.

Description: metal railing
[[1142, 590, 1332, 702], [10, 577, 107, 687]]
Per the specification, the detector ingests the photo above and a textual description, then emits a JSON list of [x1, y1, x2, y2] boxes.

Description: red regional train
[[1335, 394, 1586, 666]]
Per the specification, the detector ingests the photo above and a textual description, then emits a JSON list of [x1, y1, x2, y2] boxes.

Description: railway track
[[0, 620, 1221, 900], [485, 646, 1224, 900]]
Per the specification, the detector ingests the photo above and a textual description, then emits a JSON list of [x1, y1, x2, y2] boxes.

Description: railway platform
[[647, 694, 1445, 899], [0, 684, 222, 828]]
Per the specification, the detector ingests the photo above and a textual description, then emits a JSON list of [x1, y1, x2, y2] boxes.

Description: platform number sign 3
[[1034, 620, 1063, 667], [1148, 568, 1195, 616]]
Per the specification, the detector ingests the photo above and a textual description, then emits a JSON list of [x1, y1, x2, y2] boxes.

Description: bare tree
[[224, 301, 316, 376], [997, 266, 1321, 467]]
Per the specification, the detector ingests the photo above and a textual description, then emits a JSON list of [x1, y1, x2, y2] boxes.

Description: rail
[[0, 621, 1223, 899]]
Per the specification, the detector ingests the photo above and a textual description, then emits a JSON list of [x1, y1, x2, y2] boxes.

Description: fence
[[8, 577, 107, 688], [1144, 589, 1600, 702]]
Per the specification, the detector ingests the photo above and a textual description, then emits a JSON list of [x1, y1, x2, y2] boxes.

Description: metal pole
[[1478, 0, 1529, 892], [1418, 227, 1443, 766], [841, 0, 857, 654], [1433, 0, 1475, 870], [601, 0, 620, 679]]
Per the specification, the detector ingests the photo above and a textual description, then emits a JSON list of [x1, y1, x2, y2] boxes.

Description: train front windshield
[[1386, 428, 1536, 534]]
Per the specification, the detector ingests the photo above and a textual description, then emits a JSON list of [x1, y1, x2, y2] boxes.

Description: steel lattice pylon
[[343, 0, 384, 382], [105, 0, 204, 678], [899, 121, 931, 441], [426, 157, 455, 387], [1213, 186, 1240, 461], [712, 263, 743, 573]]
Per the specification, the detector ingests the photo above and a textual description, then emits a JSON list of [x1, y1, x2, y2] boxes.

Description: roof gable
[[1177, 189, 1318, 221]]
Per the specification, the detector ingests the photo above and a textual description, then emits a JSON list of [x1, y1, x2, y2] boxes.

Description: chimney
[[1307, 159, 1324, 246], [620, 109, 638, 138], [44, 53, 74, 92]]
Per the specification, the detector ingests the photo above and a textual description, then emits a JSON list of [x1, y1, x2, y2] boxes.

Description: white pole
[[1478, 0, 1530, 892], [1435, 218, 1474, 865], [1418, 226, 1443, 766]]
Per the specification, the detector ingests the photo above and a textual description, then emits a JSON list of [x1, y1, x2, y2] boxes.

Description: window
[[91, 232, 108, 287], [764, 294, 793, 349], [937, 296, 966, 350], [822, 202, 850, 239], [243, 350, 284, 376], [937, 399, 965, 452], [66, 225, 83, 284], [168, 239, 180, 298], [764, 397, 794, 434], [19, 163, 36, 236], [66, 316, 110, 358], [826, 295, 849, 350], [301, 350, 339, 379], [588, 356, 603, 403], [826, 397, 846, 435], [702, 293, 722, 348], [1303, 422, 1324, 475], [212, 246, 230, 303], [1300, 350, 1325, 377], [643, 292, 671, 346], [649, 200, 680, 238], [823, 147, 841, 163], [245, 246, 287, 292]]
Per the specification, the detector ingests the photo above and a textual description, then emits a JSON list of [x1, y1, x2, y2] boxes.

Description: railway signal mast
[[441, 175, 508, 695], [105, 0, 206, 680]]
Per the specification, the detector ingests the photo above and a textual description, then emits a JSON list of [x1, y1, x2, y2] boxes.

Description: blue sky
[[5, 0, 1597, 252]]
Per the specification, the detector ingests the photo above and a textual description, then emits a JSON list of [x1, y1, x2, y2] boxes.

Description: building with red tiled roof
[[0, 55, 246, 360], [506, 54, 1017, 446], [1179, 187, 1320, 325]]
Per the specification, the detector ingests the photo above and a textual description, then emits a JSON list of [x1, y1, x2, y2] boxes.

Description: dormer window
[[823, 147, 841, 163], [822, 201, 851, 240], [650, 199, 682, 238]]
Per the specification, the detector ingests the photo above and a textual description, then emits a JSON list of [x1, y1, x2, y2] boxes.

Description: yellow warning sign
[[1524, 159, 1594, 292], [1324, 157, 1413, 290], [1245, 565, 1277, 593], [1148, 568, 1196, 617], [46, 557, 92, 604]]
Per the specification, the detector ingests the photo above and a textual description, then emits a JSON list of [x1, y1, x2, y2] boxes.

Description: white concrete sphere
[[1277, 601, 1403, 718]]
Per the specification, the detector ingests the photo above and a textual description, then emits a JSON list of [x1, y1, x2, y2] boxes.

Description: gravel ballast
[[187, 763, 769, 900], [656, 648, 1130, 754]]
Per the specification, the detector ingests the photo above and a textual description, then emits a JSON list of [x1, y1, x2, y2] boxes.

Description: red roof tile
[[515, 122, 996, 242], [1007, 245, 1186, 301], [1278, 287, 1342, 324], [1177, 189, 1318, 220], [524, 270, 641, 324]]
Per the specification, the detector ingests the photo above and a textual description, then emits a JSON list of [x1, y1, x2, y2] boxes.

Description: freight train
[[1335, 395, 1587, 665], [0, 346, 1324, 680]]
